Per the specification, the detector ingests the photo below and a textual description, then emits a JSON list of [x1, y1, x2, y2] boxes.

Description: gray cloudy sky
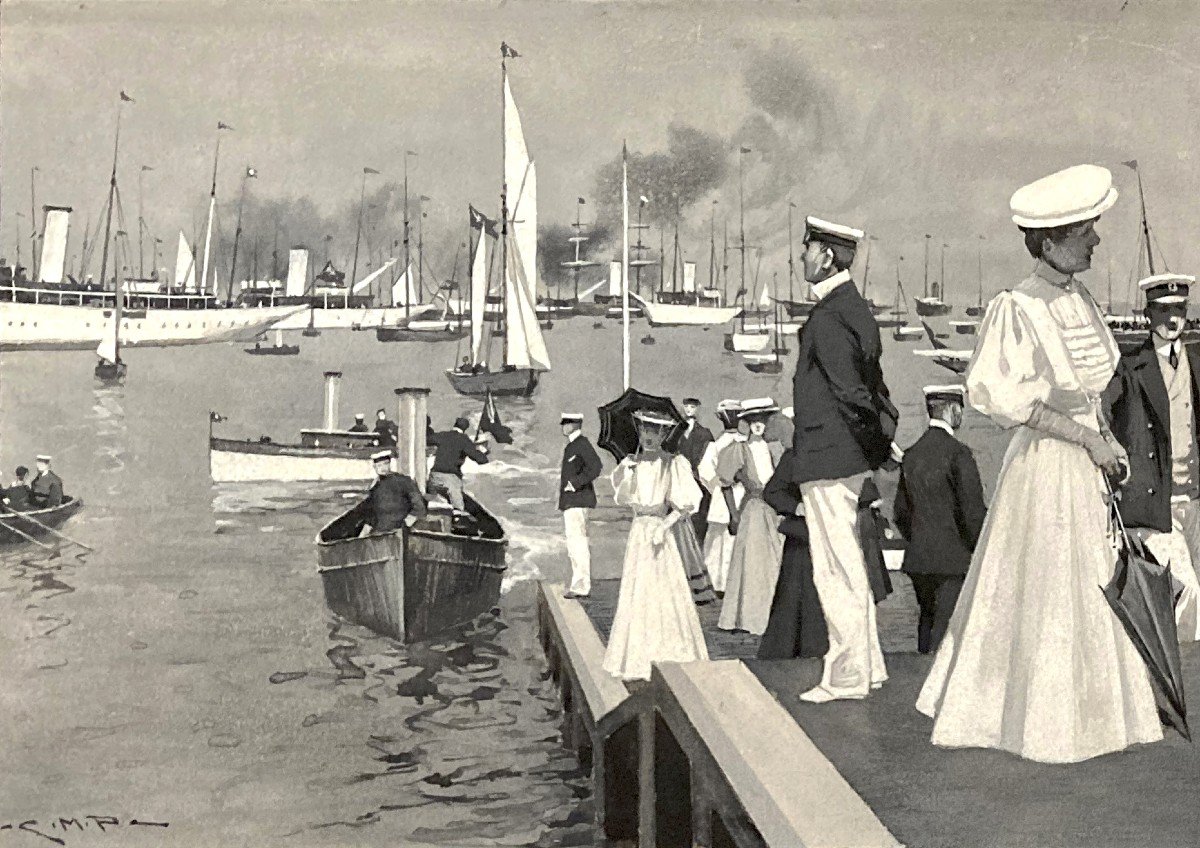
[[2, 0, 1198, 303]]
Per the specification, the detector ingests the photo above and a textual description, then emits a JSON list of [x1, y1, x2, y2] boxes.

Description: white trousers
[[1134, 497, 1200, 642], [800, 472, 887, 698], [563, 507, 591, 595], [702, 523, 735, 593]]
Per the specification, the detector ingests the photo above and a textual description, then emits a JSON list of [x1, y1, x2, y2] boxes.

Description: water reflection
[[90, 385, 128, 484]]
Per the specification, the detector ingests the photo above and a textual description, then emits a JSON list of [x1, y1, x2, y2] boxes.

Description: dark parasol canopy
[[1101, 499, 1191, 741], [596, 387, 684, 461]]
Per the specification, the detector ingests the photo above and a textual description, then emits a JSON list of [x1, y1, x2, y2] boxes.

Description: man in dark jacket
[[558, 413, 604, 599], [894, 385, 987, 653], [1, 466, 33, 511], [1102, 273, 1200, 641], [676, 397, 715, 543], [374, 408, 398, 447], [29, 455, 64, 509], [428, 417, 489, 512], [355, 450, 427, 533], [348, 414, 369, 433], [792, 215, 895, 703]]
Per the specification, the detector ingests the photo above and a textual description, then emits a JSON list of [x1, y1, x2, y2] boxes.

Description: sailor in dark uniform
[[348, 413, 369, 433], [559, 413, 604, 598], [1102, 273, 1200, 641], [374, 408, 398, 447], [354, 450, 427, 534], [676, 397, 715, 542], [893, 385, 987, 653], [29, 455, 64, 509], [428, 417, 490, 511], [1, 466, 32, 512]]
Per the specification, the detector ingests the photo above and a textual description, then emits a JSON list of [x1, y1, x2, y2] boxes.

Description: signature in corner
[[0, 816, 168, 845]]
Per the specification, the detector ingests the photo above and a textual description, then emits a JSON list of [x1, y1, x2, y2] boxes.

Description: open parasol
[[1101, 495, 1190, 741], [596, 387, 684, 461]]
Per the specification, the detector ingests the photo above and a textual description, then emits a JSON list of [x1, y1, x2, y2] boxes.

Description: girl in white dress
[[916, 182, 1163, 763], [603, 411, 710, 682]]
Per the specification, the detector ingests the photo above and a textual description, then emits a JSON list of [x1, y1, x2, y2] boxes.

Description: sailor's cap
[[923, 384, 966, 403], [1139, 273, 1194, 305], [681, 397, 701, 406], [632, 409, 677, 428], [739, 397, 780, 418], [370, 450, 392, 462], [1010, 164, 1118, 229], [803, 216, 864, 249], [35, 454, 51, 462], [560, 413, 584, 424], [354, 413, 365, 419]]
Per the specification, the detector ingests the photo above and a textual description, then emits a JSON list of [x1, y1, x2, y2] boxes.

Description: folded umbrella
[[596, 387, 684, 461], [1101, 496, 1190, 741]]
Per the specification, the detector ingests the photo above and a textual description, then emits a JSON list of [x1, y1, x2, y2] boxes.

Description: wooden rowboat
[[316, 495, 507, 643], [0, 496, 83, 546]]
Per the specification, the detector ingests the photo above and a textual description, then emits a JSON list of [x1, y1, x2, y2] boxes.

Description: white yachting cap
[[804, 216, 864, 246], [632, 409, 676, 427], [1139, 273, 1194, 305], [1009, 164, 1118, 228], [923, 384, 966, 401], [354, 413, 365, 419], [560, 412, 584, 423], [371, 450, 392, 462], [36, 454, 52, 462], [739, 397, 780, 417]]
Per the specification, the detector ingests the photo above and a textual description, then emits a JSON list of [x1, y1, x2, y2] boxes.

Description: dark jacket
[[763, 448, 807, 539], [30, 471, 64, 509], [1102, 339, 1200, 533], [356, 472, 427, 533], [791, 280, 895, 484], [677, 422, 714, 475], [894, 426, 987, 576], [374, 419, 398, 447], [348, 422, 369, 433], [1, 483, 32, 511], [559, 434, 603, 510], [429, 429, 489, 477]]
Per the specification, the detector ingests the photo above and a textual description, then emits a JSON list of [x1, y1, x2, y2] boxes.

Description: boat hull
[[723, 332, 772, 353], [0, 497, 83, 546], [209, 437, 377, 482], [445, 367, 540, 397], [244, 345, 301, 355], [893, 327, 925, 342], [0, 301, 303, 351], [317, 496, 507, 643], [636, 298, 741, 327], [745, 360, 784, 374], [272, 306, 432, 331], [376, 324, 469, 343], [914, 298, 952, 317]]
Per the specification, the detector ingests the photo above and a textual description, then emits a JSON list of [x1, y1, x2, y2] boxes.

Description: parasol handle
[[1102, 472, 1134, 551]]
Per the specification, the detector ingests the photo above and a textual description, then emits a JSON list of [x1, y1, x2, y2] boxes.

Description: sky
[[2, 0, 1199, 306]]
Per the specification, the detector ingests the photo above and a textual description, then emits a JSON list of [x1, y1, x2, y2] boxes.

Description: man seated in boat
[[29, 455, 64, 509], [427, 417, 489, 512], [352, 450, 427, 534], [0, 466, 33, 512], [374, 409, 398, 447], [348, 413, 369, 434]]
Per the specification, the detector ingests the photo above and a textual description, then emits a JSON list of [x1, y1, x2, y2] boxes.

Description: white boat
[[724, 329, 772, 353], [632, 292, 740, 327], [914, 347, 971, 375], [892, 325, 925, 341]]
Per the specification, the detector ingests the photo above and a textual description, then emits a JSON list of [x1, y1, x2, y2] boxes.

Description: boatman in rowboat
[[1102, 272, 1200, 641], [349, 414, 369, 433], [354, 450, 427, 534], [29, 455, 64, 509], [0, 466, 33, 512], [428, 417, 490, 512], [559, 413, 603, 600]]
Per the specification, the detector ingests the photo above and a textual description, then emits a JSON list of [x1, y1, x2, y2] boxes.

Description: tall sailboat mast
[[404, 152, 415, 316], [201, 122, 231, 296], [923, 234, 931, 299], [862, 237, 872, 303], [622, 142, 631, 390], [1134, 166, 1155, 276], [228, 165, 255, 303], [30, 166, 39, 281], [500, 47, 509, 365], [738, 146, 748, 330], [708, 202, 717, 294], [787, 201, 797, 303], [350, 166, 374, 300], [98, 92, 130, 293]]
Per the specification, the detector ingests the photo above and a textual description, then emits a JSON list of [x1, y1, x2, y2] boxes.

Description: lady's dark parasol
[[596, 387, 685, 461]]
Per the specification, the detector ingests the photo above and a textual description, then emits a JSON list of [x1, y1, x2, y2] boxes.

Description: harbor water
[[0, 320, 1012, 846]]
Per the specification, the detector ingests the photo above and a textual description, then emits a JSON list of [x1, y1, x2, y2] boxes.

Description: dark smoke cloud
[[538, 220, 613, 287]]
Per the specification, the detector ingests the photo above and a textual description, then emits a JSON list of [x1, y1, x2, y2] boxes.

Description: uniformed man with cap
[[558, 413, 603, 599], [348, 414, 369, 433], [349, 450, 427, 534], [676, 396, 715, 542], [29, 455, 63, 509], [1103, 272, 1200, 641], [893, 385, 987, 653], [791, 215, 895, 702], [428, 416, 490, 512]]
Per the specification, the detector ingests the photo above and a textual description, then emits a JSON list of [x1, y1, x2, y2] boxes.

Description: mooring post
[[322, 370, 342, 431], [393, 387, 430, 490]]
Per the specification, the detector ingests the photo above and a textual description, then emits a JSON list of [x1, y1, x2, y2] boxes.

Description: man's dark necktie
[[1170, 345, 1180, 370]]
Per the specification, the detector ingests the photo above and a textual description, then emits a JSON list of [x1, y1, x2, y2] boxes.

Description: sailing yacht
[[95, 269, 127, 383], [913, 236, 952, 317], [445, 49, 550, 397]]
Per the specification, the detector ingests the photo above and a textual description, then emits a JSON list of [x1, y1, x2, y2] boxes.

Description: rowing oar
[[10, 510, 94, 552], [0, 515, 57, 551]]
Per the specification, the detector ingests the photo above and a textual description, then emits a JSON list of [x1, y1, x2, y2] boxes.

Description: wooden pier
[[536, 579, 1200, 848]]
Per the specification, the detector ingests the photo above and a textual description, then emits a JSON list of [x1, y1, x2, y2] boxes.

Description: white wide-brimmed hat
[[738, 397, 780, 418], [1009, 164, 1118, 228], [632, 409, 677, 428]]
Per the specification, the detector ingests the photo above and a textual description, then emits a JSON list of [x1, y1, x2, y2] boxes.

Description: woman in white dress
[[717, 399, 785, 635], [603, 410, 710, 682], [916, 165, 1163, 763]]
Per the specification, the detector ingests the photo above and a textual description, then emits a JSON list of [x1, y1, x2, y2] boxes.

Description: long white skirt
[[916, 428, 1163, 763], [604, 515, 710, 681]]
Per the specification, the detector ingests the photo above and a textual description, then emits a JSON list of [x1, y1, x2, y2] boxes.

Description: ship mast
[[201, 122, 231, 297], [923, 234, 931, 299], [97, 93, 128, 294], [787, 201, 796, 304], [1135, 166, 1155, 276]]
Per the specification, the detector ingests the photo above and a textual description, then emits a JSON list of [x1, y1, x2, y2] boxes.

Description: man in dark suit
[[374, 408, 398, 447], [676, 397, 715, 543], [428, 417, 490, 512], [559, 413, 604, 599], [353, 450, 427, 533], [29, 455, 64, 509], [894, 385, 987, 653], [1102, 273, 1200, 641], [1, 466, 33, 512], [792, 215, 896, 703]]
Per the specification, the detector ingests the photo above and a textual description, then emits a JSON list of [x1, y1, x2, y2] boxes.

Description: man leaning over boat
[[348, 450, 427, 535], [428, 417, 490, 512]]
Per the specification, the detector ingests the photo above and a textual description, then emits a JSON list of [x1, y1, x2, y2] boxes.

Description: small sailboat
[[744, 299, 785, 374], [914, 236, 952, 317], [965, 236, 986, 318], [94, 287, 127, 383], [245, 328, 300, 356], [724, 263, 772, 352], [891, 265, 924, 341]]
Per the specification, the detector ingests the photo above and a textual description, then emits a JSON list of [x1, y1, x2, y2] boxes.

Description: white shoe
[[800, 686, 865, 704]]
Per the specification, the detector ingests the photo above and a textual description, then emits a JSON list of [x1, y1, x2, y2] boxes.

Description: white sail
[[351, 258, 396, 295], [682, 261, 697, 293], [504, 73, 538, 304], [96, 310, 118, 363], [759, 282, 771, 310], [391, 263, 417, 305], [608, 260, 622, 297], [470, 233, 488, 364], [504, 237, 550, 371], [174, 231, 196, 289], [285, 248, 309, 297], [38, 206, 70, 284]]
